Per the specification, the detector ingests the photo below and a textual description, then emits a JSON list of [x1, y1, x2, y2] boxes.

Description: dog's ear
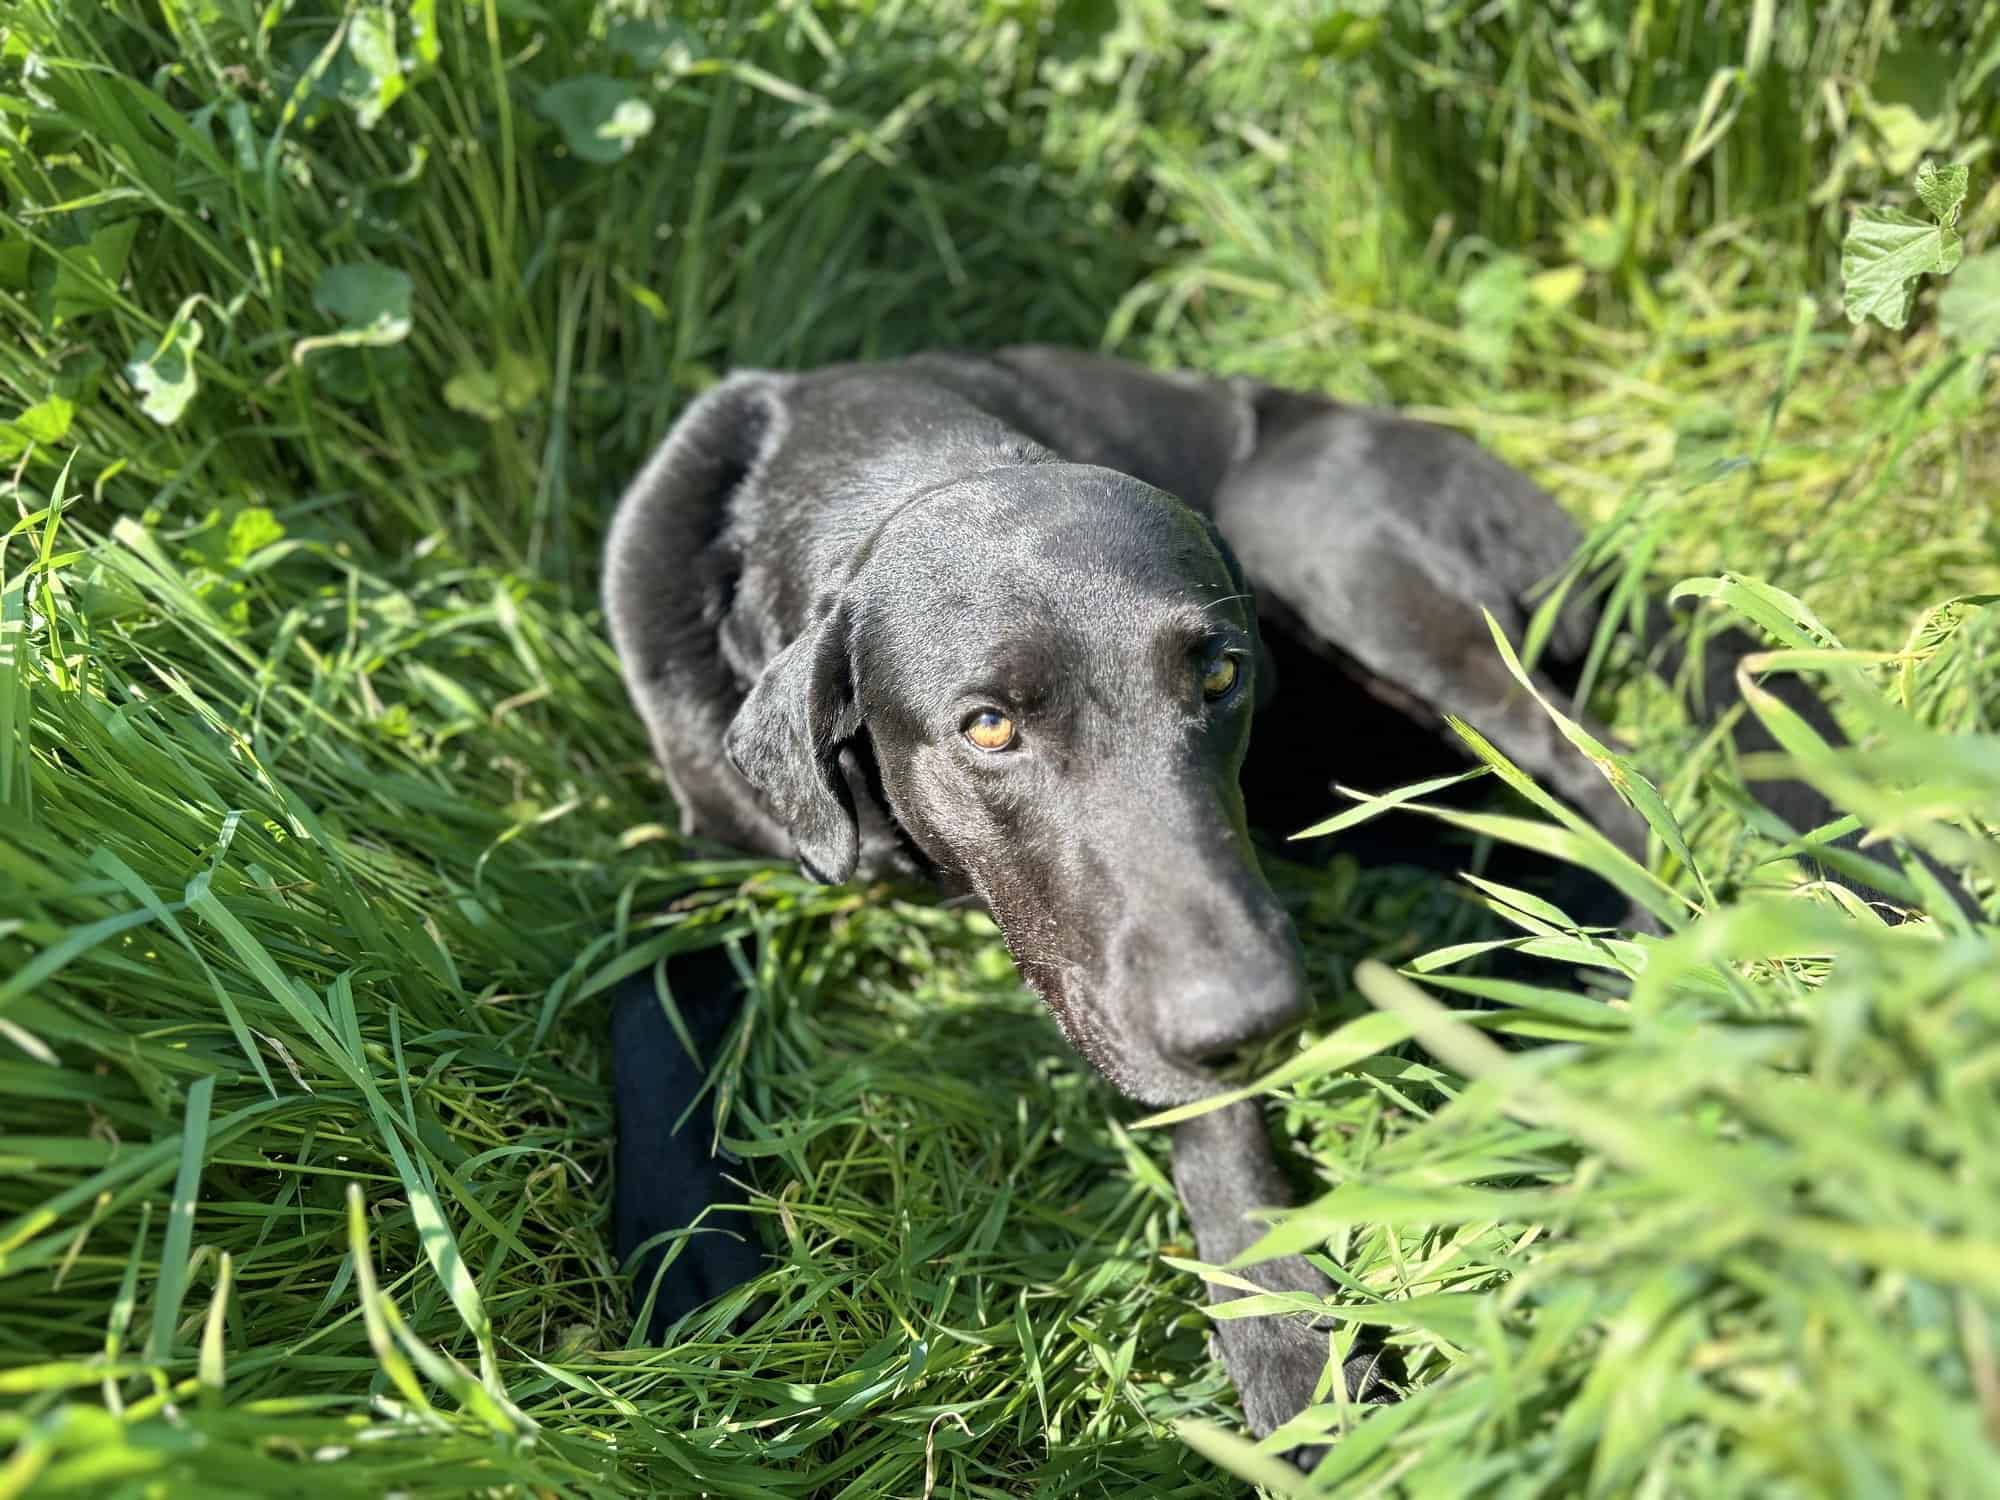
[[723, 605, 861, 884]]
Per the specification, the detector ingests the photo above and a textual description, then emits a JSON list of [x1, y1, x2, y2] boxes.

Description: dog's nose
[[1159, 959, 1309, 1065], [1134, 902, 1310, 1066]]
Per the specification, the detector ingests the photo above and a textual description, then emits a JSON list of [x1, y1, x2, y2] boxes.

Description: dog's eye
[[1201, 655, 1241, 701], [962, 709, 1018, 752]]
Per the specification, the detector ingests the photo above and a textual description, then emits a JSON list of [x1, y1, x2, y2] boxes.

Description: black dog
[[601, 346, 1899, 1442]]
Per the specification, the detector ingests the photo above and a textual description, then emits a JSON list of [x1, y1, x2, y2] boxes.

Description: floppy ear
[[722, 606, 862, 884]]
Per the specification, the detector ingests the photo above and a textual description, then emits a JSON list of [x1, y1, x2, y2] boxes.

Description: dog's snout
[[1103, 878, 1309, 1066], [1155, 945, 1309, 1066]]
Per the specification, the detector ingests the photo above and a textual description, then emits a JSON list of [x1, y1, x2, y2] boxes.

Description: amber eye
[[962, 709, 1018, 752], [1201, 654, 1241, 701]]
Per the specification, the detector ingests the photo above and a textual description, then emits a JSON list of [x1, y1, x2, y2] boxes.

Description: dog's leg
[[1171, 1100, 1392, 1444], [611, 943, 766, 1340]]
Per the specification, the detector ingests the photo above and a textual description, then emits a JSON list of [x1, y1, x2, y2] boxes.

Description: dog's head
[[724, 463, 1307, 1105]]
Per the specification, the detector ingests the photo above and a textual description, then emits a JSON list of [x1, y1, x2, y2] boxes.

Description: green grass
[[2, 2, 1999, 1495]]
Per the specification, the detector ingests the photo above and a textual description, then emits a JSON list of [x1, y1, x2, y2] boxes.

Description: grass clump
[[2, 2, 1999, 1496]]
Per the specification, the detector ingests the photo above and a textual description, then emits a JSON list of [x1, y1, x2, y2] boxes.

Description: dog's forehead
[[850, 467, 1247, 696], [861, 463, 1235, 612]]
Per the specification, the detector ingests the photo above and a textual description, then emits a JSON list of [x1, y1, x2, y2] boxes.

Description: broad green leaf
[[51, 220, 139, 322], [125, 313, 203, 426], [443, 370, 504, 420], [1563, 213, 1627, 271], [1938, 248, 2000, 350], [1914, 159, 1968, 222], [224, 506, 285, 566], [1458, 254, 1530, 373], [14, 395, 74, 443], [0, 395, 75, 457], [1668, 573, 1842, 651], [537, 77, 656, 164], [1562, 5, 1617, 61], [346, 5, 405, 128], [442, 350, 544, 421], [307, 344, 413, 400], [608, 17, 703, 69], [311, 263, 413, 344], [1840, 165, 1968, 328], [1841, 206, 1962, 329]]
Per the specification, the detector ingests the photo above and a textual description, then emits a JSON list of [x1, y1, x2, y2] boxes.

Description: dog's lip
[[1117, 1046, 1242, 1107], [996, 935, 1296, 1102], [1010, 957, 1226, 1104]]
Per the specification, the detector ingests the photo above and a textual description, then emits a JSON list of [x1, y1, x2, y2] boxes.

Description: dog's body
[[605, 349, 1642, 891], [602, 347, 1884, 1443]]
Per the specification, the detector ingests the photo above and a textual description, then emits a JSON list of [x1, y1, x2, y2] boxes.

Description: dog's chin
[[986, 928, 1251, 1106], [1123, 1057, 1233, 1110], [1082, 1046, 1223, 1110], [1061, 1013, 1230, 1109]]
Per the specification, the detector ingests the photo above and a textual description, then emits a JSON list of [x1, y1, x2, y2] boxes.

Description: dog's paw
[[622, 1175, 767, 1343], [1211, 1313, 1399, 1469]]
